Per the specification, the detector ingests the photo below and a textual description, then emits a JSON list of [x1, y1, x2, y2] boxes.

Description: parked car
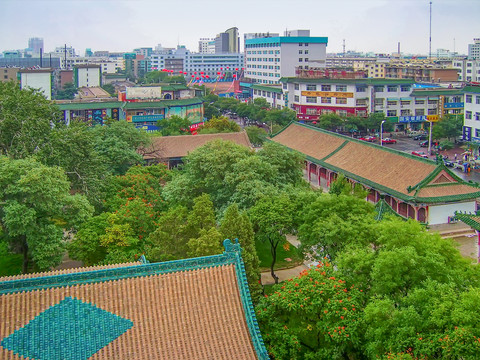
[[414, 134, 428, 141], [359, 136, 377, 142], [382, 138, 397, 144], [444, 160, 455, 167], [419, 140, 429, 147], [412, 151, 428, 158]]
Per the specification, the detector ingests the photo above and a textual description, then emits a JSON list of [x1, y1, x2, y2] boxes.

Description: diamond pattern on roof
[[1, 296, 133, 360]]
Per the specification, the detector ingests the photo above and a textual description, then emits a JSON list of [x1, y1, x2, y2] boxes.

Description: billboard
[[126, 87, 162, 100], [301, 91, 354, 98]]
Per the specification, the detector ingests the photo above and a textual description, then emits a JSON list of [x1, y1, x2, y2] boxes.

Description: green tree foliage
[[245, 126, 268, 147], [90, 120, 150, 175], [101, 83, 116, 96], [258, 142, 305, 186], [157, 115, 192, 136], [0, 157, 93, 272], [432, 115, 463, 141], [256, 261, 365, 359], [0, 81, 62, 159], [249, 194, 294, 284], [316, 113, 344, 131], [298, 194, 375, 261], [143, 71, 169, 84], [329, 174, 368, 199], [187, 227, 223, 257], [220, 203, 262, 299], [197, 115, 241, 134], [264, 107, 298, 127], [55, 82, 78, 100]]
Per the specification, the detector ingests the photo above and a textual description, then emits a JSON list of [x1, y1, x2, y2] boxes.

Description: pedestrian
[[454, 153, 457, 161]]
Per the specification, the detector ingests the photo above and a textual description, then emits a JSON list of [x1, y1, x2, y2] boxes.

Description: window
[[294, 84, 299, 90], [294, 95, 300, 102], [401, 85, 411, 92], [298, 58, 303, 62], [387, 100, 397, 106], [337, 110, 348, 117], [401, 109, 411, 116], [321, 97, 331, 104], [267, 92, 271, 97], [476, 112, 480, 121], [306, 108, 317, 115], [336, 98, 347, 104], [400, 100, 411, 105], [415, 99, 425, 105], [305, 43, 309, 46], [306, 84, 317, 91], [306, 96, 317, 103], [415, 109, 425, 116], [374, 98, 384, 106], [428, 99, 438, 104], [374, 86, 384, 92], [336, 85, 347, 92], [304, 50, 309, 54], [357, 110, 367, 117], [356, 99, 368, 106], [476, 96, 480, 104], [305, 58, 309, 62], [277, 93, 281, 99], [465, 111, 472, 119], [299, 50, 303, 54], [321, 85, 331, 91], [428, 109, 437, 115], [356, 86, 366, 92], [387, 85, 398, 92], [387, 110, 397, 116], [476, 129, 480, 137]]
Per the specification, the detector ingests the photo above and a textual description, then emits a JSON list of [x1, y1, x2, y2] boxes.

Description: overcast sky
[[1, 0, 479, 56]]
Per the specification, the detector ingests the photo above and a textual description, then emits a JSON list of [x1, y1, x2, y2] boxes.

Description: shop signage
[[301, 91, 354, 98]]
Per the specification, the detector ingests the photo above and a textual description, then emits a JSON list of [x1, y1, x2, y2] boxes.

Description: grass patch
[[255, 237, 303, 271], [0, 241, 23, 277]]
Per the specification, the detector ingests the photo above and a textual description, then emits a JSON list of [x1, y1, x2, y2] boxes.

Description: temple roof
[[271, 122, 480, 204], [143, 132, 252, 161], [0, 240, 268, 360]]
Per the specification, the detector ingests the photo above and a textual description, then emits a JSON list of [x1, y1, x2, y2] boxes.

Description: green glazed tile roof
[[280, 77, 414, 85], [55, 98, 203, 111], [410, 89, 464, 97], [252, 84, 283, 93], [463, 85, 480, 94], [1, 297, 133, 360], [271, 122, 480, 203]]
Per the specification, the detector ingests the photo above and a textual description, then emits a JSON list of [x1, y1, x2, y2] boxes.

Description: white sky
[[1, 0, 479, 56]]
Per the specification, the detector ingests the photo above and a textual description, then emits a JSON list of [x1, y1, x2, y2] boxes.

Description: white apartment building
[[463, 85, 480, 143], [74, 65, 101, 88], [468, 38, 480, 60], [245, 30, 328, 84], [150, 47, 244, 78], [19, 69, 53, 100], [198, 38, 215, 54], [453, 59, 480, 82]]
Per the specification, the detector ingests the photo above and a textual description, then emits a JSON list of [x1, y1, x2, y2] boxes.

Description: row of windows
[[246, 50, 280, 55], [465, 95, 480, 104], [290, 84, 410, 92], [246, 71, 281, 77], [247, 65, 280, 70], [465, 111, 480, 120], [253, 89, 283, 99], [246, 58, 279, 62]]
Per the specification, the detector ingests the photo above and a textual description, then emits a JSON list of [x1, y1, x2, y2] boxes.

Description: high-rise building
[[245, 30, 328, 84], [198, 38, 215, 54], [214, 28, 240, 53], [28, 37, 44, 55], [468, 38, 480, 60]]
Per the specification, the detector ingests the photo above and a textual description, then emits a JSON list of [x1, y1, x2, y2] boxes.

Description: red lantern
[[194, 72, 197, 74], [196, 77, 200, 80], [217, 72, 221, 75], [206, 75, 210, 78], [200, 71, 204, 74], [235, 68, 238, 71], [191, 75, 194, 77]]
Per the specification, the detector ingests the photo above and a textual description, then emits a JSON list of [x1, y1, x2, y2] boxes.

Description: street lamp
[[380, 120, 386, 146]]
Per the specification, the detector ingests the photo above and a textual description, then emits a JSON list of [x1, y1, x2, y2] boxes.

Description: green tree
[[101, 83, 116, 96], [157, 115, 192, 136], [249, 194, 295, 284], [432, 115, 463, 141], [316, 113, 344, 131], [144, 71, 169, 84], [220, 204, 262, 299], [329, 174, 368, 199], [55, 82, 78, 100], [198, 116, 240, 134], [185, 193, 216, 240], [91, 120, 150, 175], [264, 107, 298, 128], [0, 157, 93, 272], [245, 126, 268, 147], [298, 194, 375, 261], [146, 206, 190, 261], [256, 261, 365, 359], [0, 81, 62, 159], [187, 227, 223, 257]]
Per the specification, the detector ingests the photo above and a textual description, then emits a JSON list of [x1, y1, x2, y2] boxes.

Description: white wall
[[428, 201, 476, 225], [20, 72, 52, 100], [77, 67, 100, 87]]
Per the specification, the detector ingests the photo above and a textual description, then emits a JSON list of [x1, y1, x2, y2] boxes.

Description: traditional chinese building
[[0, 240, 268, 360], [271, 122, 480, 225]]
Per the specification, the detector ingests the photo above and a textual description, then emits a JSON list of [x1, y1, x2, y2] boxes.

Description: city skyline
[[1, 0, 479, 56]]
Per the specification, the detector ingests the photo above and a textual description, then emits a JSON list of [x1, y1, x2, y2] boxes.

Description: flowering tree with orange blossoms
[[256, 261, 365, 359]]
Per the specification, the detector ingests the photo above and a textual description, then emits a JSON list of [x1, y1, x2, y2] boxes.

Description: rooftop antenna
[[343, 39, 345, 57], [429, 1, 432, 61]]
